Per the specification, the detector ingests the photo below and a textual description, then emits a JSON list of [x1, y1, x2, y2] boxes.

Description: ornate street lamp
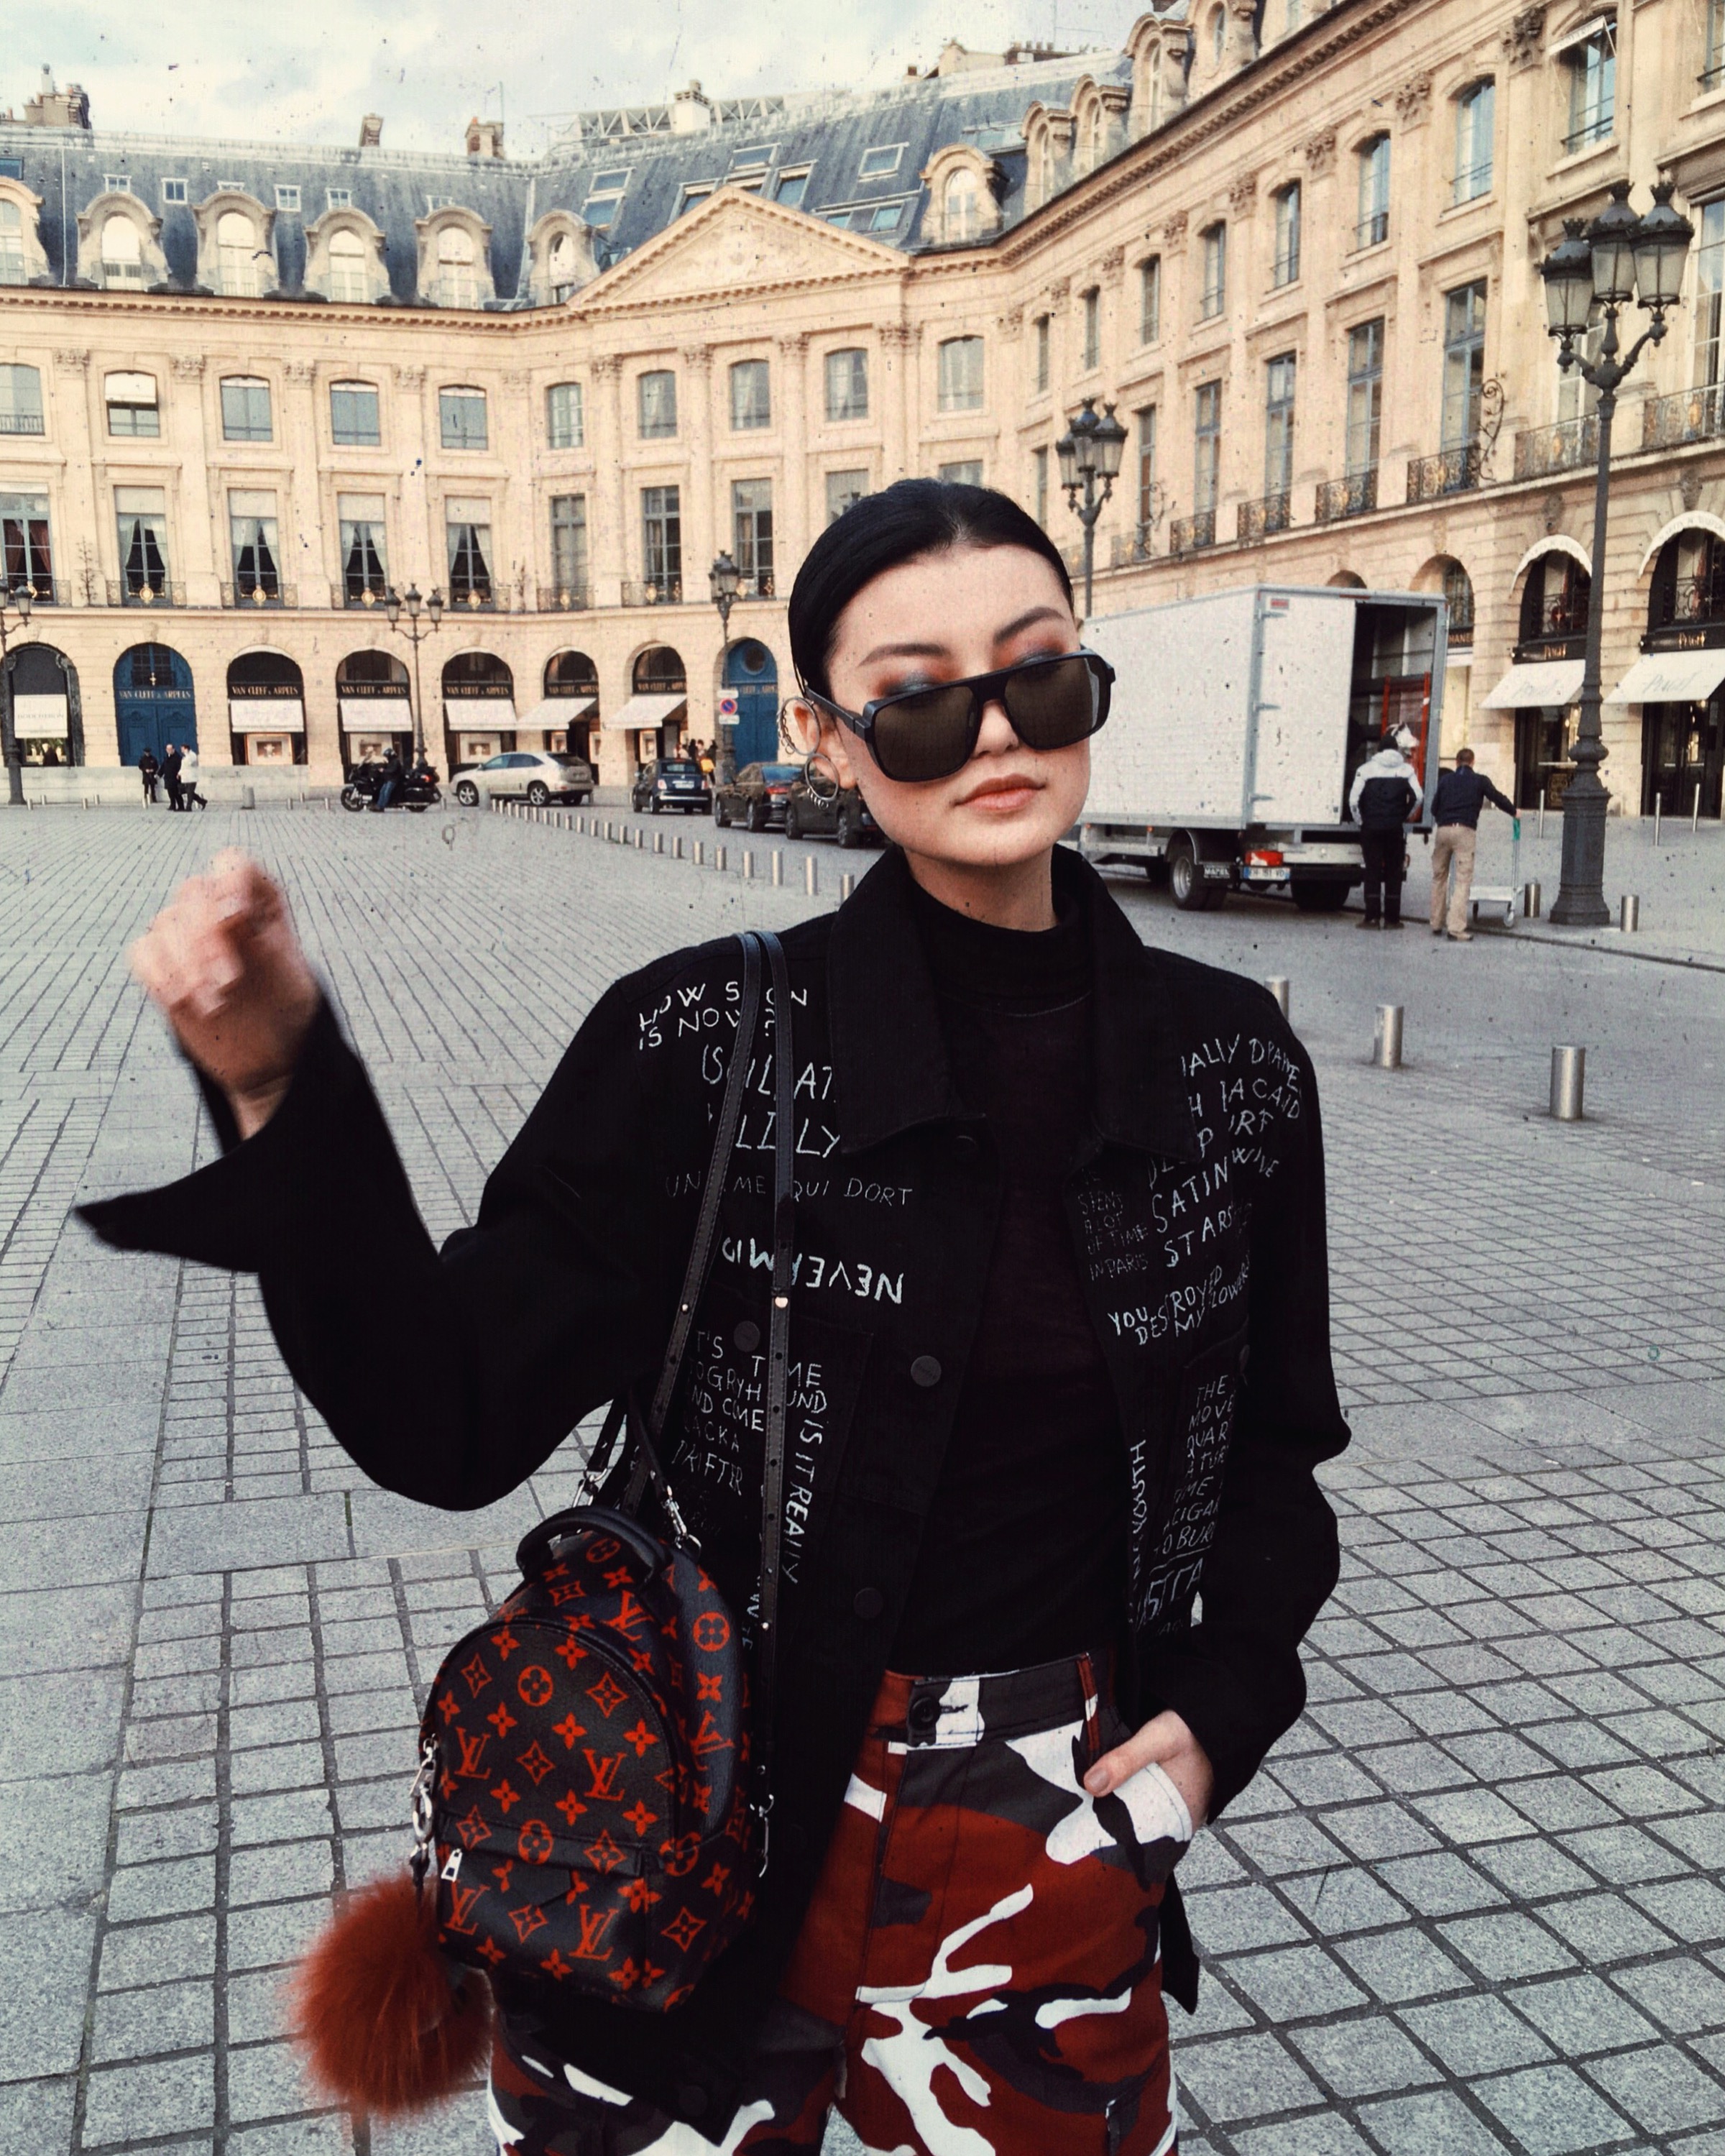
[[1538, 180, 1693, 927], [1055, 397, 1128, 618], [709, 551, 742, 782], [0, 581, 35, 807], [384, 582, 444, 768]]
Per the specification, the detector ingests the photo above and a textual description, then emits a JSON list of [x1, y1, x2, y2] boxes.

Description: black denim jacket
[[83, 848, 1348, 2133]]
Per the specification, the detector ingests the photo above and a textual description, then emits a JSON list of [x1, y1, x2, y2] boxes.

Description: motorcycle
[[341, 763, 441, 814]]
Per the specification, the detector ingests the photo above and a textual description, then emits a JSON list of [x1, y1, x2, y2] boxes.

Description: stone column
[[498, 367, 535, 616], [774, 334, 809, 586], [589, 354, 625, 611], [390, 364, 432, 595], [681, 343, 714, 596], [280, 359, 335, 774], [879, 323, 916, 486], [170, 355, 221, 613]]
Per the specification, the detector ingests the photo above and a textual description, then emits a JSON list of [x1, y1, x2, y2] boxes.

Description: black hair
[[787, 478, 1075, 700]]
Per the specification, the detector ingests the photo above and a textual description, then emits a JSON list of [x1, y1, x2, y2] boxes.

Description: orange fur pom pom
[[290, 1871, 492, 2118]]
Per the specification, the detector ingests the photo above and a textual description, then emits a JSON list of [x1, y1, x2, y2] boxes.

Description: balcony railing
[[1237, 491, 1292, 543], [622, 577, 684, 606], [0, 410, 45, 436], [338, 580, 392, 611], [222, 581, 295, 610], [446, 584, 497, 613], [1315, 469, 1377, 523], [1112, 524, 1158, 567], [1514, 415, 1599, 481], [1642, 382, 1725, 452], [737, 571, 776, 600], [109, 578, 185, 607], [538, 582, 592, 612], [2, 577, 62, 606], [1654, 573, 1725, 630], [1169, 510, 1216, 557], [1354, 210, 1389, 250], [1406, 444, 1482, 502]]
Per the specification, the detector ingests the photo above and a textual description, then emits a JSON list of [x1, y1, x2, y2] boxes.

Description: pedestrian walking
[[138, 749, 158, 804], [1348, 725, 1424, 928], [160, 742, 184, 812], [85, 480, 1348, 2156], [1428, 748, 1514, 942], [180, 745, 208, 811]]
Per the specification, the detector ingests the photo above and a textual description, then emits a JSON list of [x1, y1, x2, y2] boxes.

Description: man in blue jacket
[[1428, 748, 1516, 942]]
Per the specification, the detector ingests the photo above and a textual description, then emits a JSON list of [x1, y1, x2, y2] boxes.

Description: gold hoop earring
[[803, 751, 842, 805]]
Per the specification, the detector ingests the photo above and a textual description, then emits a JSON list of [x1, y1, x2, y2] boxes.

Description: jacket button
[[676, 2084, 709, 2120], [852, 1585, 885, 1620], [952, 1132, 980, 1160], [910, 1355, 942, 1388], [734, 1321, 760, 1353]]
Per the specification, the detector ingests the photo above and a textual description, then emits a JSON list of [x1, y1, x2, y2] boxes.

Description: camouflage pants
[[490, 1651, 1190, 2155]]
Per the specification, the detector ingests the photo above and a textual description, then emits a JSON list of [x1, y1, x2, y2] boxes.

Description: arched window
[[1441, 561, 1474, 648], [328, 228, 367, 303], [0, 200, 24, 285], [548, 231, 576, 303], [633, 646, 687, 694], [436, 226, 478, 308], [1518, 552, 1590, 648], [217, 208, 261, 296], [944, 168, 982, 243], [100, 215, 145, 288]]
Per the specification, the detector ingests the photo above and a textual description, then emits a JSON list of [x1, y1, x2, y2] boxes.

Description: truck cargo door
[[1246, 592, 1357, 824]]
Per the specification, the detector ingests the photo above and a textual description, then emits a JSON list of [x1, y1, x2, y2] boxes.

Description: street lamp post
[[1055, 397, 1128, 619], [1538, 180, 1693, 927], [709, 550, 742, 783], [0, 582, 35, 807], [384, 583, 444, 769]]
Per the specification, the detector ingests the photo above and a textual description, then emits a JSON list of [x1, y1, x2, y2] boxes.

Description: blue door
[[724, 641, 779, 768], [114, 645, 197, 766]]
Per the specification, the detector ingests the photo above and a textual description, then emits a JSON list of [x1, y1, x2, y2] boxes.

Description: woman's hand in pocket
[[130, 848, 321, 1139], [1084, 1707, 1213, 1833]]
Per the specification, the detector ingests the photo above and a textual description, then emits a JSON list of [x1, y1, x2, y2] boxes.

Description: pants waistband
[[870, 1648, 1106, 1750]]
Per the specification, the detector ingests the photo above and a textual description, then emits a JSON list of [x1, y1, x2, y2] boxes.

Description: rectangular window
[[1441, 280, 1487, 446], [938, 459, 984, 486], [870, 203, 905, 231], [546, 381, 584, 449], [638, 369, 677, 439], [161, 178, 188, 206], [1264, 354, 1297, 497], [339, 493, 389, 602], [775, 168, 811, 208], [0, 204, 21, 285], [732, 478, 774, 590], [115, 486, 171, 599], [1356, 136, 1390, 248], [642, 484, 682, 589], [937, 335, 985, 413], [679, 185, 714, 216], [275, 185, 302, 213], [330, 380, 381, 447], [220, 375, 273, 444], [1696, 201, 1725, 385], [1033, 445, 1049, 528], [1271, 184, 1301, 287], [1565, 26, 1616, 152], [824, 347, 869, 421], [1194, 382, 1222, 515], [1709, 0, 1725, 82], [326, 187, 353, 211], [550, 494, 588, 597], [1454, 81, 1495, 203], [0, 490, 52, 598], [229, 489, 280, 600], [730, 357, 771, 431], [105, 370, 160, 438], [1138, 257, 1161, 344], [0, 363, 44, 436], [1137, 405, 1159, 528], [1081, 287, 1101, 370], [439, 387, 489, 451], [584, 169, 629, 224], [104, 175, 133, 195], [1034, 314, 1051, 393], [1200, 224, 1227, 318], [826, 469, 868, 524], [444, 496, 493, 603], [859, 144, 905, 179], [1346, 319, 1384, 474]]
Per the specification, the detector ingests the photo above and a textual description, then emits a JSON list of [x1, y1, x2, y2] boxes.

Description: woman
[[85, 482, 1348, 2156]]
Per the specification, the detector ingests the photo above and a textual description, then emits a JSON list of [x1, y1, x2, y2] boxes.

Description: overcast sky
[[19, 1, 1143, 153]]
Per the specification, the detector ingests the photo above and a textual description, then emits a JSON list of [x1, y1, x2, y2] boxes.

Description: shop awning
[[229, 698, 304, 732], [604, 692, 687, 732], [1479, 660, 1586, 711], [515, 696, 597, 730], [1605, 648, 1725, 705], [444, 699, 518, 730], [12, 692, 68, 738], [339, 695, 411, 733]]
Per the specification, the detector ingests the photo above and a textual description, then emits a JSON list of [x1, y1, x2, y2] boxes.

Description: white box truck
[[1078, 584, 1447, 912]]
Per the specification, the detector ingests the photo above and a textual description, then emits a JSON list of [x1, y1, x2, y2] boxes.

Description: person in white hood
[[1347, 726, 1424, 928]]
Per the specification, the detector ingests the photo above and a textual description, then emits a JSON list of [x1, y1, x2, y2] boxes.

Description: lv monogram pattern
[[422, 1520, 757, 2012]]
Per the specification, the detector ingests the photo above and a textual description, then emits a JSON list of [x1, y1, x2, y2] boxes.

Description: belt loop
[[1079, 1652, 1102, 1760]]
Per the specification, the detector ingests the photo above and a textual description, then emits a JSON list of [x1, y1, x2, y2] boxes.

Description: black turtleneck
[[891, 876, 1131, 1674]]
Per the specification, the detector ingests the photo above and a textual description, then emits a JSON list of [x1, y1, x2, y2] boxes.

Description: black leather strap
[[751, 930, 796, 1803]]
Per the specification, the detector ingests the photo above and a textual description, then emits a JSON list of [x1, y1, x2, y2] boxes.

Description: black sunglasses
[[805, 648, 1115, 785]]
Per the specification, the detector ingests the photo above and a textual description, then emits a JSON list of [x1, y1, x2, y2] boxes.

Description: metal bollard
[[1372, 1004, 1404, 1070], [693, 839, 705, 866], [673, 835, 684, 860], [742, 849, 755, 881], [714, 844, 727, 872], [1694, 783, 1703, 834], [1523, 879, 1542, 919], [840, 871, 855, 901], [1654, 799, 1662, 846], [240, 784, 256, 810], [653, 829, 665, 854], [1550, 1044, 1586, 1121], [1264, 976, 1289, 1019], [1619, 893, 1639, 932], [804, 855, 819, 897], [634, 827, 644, 849], [770, 850, 784, 888]]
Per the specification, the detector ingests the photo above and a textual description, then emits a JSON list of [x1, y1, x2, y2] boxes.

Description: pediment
[[581, 189, 904, 313]]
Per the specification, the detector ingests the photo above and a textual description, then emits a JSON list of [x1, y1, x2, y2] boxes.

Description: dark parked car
[[712, 761, 801, 832], [630, 758, 711, 814], [781, 777, 882, 848]]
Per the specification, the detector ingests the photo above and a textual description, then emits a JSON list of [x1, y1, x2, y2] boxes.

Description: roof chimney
[[466, 116, 505, 157], [23, 68, 91, 129], [359, 112, 383, 147], [670, 81, 713, 134]]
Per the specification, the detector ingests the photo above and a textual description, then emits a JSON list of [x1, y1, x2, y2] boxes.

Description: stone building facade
[[2, 3, 1724, 817]]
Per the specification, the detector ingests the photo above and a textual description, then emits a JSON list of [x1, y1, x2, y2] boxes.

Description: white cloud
[[19, 0, 1141, 152]]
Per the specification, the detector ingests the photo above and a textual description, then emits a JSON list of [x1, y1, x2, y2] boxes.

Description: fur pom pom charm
[[290, 1869, 492, 2118]]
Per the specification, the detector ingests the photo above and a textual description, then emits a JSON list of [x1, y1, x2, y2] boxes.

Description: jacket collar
[[827, 848, 1202, 1164]]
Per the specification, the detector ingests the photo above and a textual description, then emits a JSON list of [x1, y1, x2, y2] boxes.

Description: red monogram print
[[516, 1664, 556, 1707], [690, 1611, 732, 1653], [517, 1818, 556, 1863]]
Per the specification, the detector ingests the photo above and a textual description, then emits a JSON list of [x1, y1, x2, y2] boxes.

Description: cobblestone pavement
[[1, 804, 1722, 2156]]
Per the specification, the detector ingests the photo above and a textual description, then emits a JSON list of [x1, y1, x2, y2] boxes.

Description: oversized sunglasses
[[804, 648, 1115, 785]]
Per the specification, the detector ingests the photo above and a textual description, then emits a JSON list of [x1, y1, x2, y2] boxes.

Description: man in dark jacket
[[1428, 748, 1516, 942], [160, 743, 184, 812], [1348, 726, 1423, 928]]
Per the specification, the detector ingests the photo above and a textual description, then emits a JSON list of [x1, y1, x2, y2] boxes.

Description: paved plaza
[[1, 802, 1724, 2156]]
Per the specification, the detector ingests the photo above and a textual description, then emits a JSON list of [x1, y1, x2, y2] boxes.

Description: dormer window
[[275, 185, 302, 214], [161, 178, 188, 206], [101, 216, 147, 289], [217, 209, 263, 296], [584, 169, 628, 225], [548, 231, 576, 302], [944, 168, 983, 243], [859, 144, 905, 180], [0, 201, 24, 285], [436, 226, 478, 307], [775, 169, 811, 208], [328, 229, 367, 302]]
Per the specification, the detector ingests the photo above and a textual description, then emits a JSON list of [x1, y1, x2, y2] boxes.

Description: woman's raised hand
[[130, 848, 321, 1139]]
